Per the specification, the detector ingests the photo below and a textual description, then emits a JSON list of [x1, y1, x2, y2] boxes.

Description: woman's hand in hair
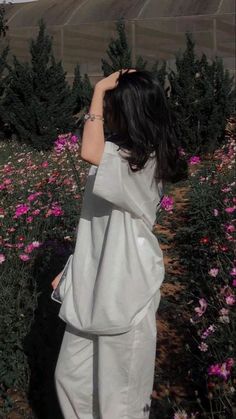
[[96, 68, 136, 93]]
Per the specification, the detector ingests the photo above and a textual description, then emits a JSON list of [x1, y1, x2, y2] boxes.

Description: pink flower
[[221, 186, 231, 192], [24, 241, 42, 254], [224, 224, 235, 233], [41, 161, 49, 168], [161, 196, 174, 212], [232, 279, 236, 287], [45, 202, 64, 217], [198, 342, 208, 352], [3, 178, 12, 185], [208, 358, 234, 381], [230, 267, 236, 276], [54, 133, 79, 154], [188, 156, 201, 165], [32, 209, 40, 215], [194, 298, 207, 317], [26, 216, 34, 223], [225, 206, 236, 214], [32, 241, 41, 248], [14, 204, 30, 218], [225, 295, 235, 305], [70, 135, 78, 144], [27, 192, 42, 202], [7, 227, 16, 233], [16, 243, 24, 249], [19, 254, 30, 261], [208, 363, 229, 381], [213, 209, 219, 216], [0, 253, 6, 264], [174, 411, 188, 419], [25, 244, 34, 253], [219, 308, 229, 316], [178, 147, 186, 156], [208, 268, 219, 277], [226, 358, 234, 369]]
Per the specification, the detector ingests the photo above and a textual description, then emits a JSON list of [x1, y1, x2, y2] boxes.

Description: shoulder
[[104, 139, 130, 161]]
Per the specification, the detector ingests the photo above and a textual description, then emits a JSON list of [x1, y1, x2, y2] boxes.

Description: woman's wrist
[[94, 83, 106, 97]]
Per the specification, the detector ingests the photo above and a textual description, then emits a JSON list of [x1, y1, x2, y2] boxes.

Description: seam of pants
[[122, 325, 139, 419]]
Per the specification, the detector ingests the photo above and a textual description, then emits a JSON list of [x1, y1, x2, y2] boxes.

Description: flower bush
[[0, 135, 89, 399], [174, 117, 236, 417]]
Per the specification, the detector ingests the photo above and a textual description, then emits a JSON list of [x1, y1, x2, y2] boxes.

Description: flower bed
[[0, 136, 89, 415], [172, 117, 236, 418]]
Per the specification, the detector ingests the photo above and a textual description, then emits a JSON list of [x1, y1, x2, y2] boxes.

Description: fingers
[[116, 68, 136, 82], [120, 68, 136, 74]]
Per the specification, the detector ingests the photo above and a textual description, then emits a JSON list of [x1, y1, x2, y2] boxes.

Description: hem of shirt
[[59, 286, 162, 336]]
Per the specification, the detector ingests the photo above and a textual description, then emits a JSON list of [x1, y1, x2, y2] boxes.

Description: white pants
[[55, 291, 160, 419]]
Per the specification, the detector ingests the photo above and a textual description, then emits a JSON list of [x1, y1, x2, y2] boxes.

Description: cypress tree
[[0, 4, 8, 38], [101, 17, 147, 76], [2, 19, 76, 150], [72, 63, 93, 114], [151, 59, 167, 88], [168, 32, 235, 154], [197, 55, 236, 152]]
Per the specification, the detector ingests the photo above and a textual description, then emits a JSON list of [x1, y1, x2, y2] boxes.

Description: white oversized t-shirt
[[58, 140, 165, 335]]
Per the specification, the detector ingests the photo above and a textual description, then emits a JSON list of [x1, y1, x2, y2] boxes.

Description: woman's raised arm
[[80, 69, 136, 166]]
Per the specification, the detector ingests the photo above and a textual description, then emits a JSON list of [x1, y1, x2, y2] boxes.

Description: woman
[[52, 68, 188, 419]]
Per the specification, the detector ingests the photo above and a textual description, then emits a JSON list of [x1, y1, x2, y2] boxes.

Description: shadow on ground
[[24, 246, 71, 419]]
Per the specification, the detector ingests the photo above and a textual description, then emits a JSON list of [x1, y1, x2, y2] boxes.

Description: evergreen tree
[[151, 59, 167, 88], [0, 4, 8, 38], [197, 55, 235, 152], [168, 32, 235, 154], [72, 63, 93, 114], [168, 33, 200, 152], [101, 18, 147, 76], [2, 19, 76, 150]]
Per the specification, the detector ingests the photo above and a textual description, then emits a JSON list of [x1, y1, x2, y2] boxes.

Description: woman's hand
[[51, 270, 63, 290], [96, 68, 136, 93]]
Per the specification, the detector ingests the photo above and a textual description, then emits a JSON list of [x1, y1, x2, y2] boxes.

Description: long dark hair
[[104, 69, 188, 184]]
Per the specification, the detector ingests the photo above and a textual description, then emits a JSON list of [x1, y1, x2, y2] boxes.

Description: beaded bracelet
[[84, 113, 104, 122]]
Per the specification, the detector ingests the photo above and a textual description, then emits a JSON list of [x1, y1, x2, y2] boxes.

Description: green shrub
[[2, 20, 76, 150], [168, 33, 236, 155]]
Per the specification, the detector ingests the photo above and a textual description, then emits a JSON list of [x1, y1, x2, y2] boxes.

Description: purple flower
[[201, 324, 217, 340]]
